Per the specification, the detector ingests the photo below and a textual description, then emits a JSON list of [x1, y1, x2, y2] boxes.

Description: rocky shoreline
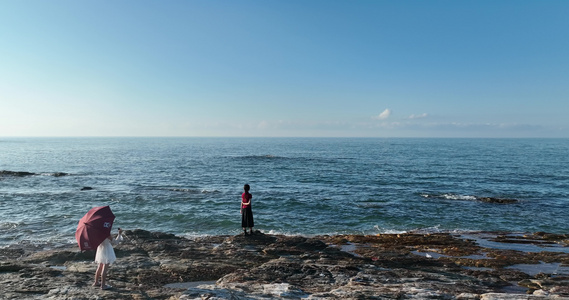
[[1, 230, 568, 299]]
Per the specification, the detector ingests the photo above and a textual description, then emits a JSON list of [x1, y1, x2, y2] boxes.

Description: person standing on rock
[[241, 184, 254, 235], [93, 228, 123, 290]]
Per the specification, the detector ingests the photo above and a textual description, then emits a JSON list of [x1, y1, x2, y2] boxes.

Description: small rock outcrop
[[477, 197, 519, 204], [0, 170, 70, 178], [0, 170, 36, 177]]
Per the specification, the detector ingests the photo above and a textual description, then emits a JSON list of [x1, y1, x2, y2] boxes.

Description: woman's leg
[[93, 263, 103, 286], [100, 263, 110, 288]]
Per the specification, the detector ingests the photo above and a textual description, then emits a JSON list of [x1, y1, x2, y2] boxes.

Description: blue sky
[[1, 1, 568, 137]]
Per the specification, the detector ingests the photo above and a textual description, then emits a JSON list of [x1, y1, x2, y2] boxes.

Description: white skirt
[[94, 239, 116, 265]]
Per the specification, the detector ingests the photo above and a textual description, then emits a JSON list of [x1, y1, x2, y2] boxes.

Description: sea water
[[0, 137, 568, 247]]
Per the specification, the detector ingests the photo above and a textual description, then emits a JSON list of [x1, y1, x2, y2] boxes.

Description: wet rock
[[127, 228, 180, 240], [0, 262, 26, 272], [80, 186, 93, 191], [480, 293, 550, 299], [0, 171, 70, 177], [518, 279, 543, 290], [51, 172, 69, 177], [477, 197, 519, 204], [532, 232, 569, 245], [0, 170, 35, 177], [550, 284, 569, 295], [23, 249, 94, 264], [456, 293, 480, 299], [2, 230, 569, 299]]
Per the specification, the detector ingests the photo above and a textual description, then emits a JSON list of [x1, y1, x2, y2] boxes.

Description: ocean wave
[[264, 229, 305, 236], [230, 155, 337, 164], [421, 193, 520, 204], [372, 225, 408, 234], [171, 188, 221, 194], [180, 229, 306, 238], [421, 193, 477, 201], [233, 154, 289, 160], [132, 186, 221, 194], [0, 222, 20, 230], [442, 193, 477, 201], [355, 203, 385, 208], [169, 188, 202, 193], [378, 225, 483, 235]]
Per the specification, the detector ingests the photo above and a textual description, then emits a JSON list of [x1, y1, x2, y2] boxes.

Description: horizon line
[[1, 136, 567, 139]]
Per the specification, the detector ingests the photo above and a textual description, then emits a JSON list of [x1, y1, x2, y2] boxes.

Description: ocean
[[1, 137, 568, 247]]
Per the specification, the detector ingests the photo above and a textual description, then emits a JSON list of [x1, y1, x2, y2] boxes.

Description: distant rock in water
[[0, 170, 36, 177], [80, 187, 93, 191], [423, 193, 520, 204], [0, 170, 70, 177], [51, 172, 69, 177], [477, 197, 519, 204]]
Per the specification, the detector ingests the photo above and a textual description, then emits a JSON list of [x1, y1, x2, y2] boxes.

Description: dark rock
[[127, 229, 180, 240], [0, 263, 27, 272], [477, 197, 519, 204], [0, 170, 70, 178], [80, 186, 93, 191], [51, 172, 69, 177], [0, 170, 36, 177]]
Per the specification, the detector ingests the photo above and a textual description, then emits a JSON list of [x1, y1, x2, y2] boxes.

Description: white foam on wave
[[413, 227, 488, 235], [265, 229, 303, 236], [373, 225, 407, 234], [200, 189, 220, 194], [409, 225, 445, 234], [441, 193, 477, 201], [373, 224, 483, 235], [181, 232, 220, 239], [0, 222, 20, 229], [168, 188, 202, 193], [421, 193, 477, 201]]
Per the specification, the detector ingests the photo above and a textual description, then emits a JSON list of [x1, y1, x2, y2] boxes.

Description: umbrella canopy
[[75, 206, 115, 251]]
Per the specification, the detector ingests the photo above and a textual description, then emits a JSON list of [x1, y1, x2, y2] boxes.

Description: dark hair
[[244, 184, 250, 192]]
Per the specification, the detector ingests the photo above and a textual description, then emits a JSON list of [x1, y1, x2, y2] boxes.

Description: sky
[[1, 1, 568, 138]]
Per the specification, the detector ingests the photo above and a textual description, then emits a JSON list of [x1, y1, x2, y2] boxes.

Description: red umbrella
[[75, 206, 115, 251]]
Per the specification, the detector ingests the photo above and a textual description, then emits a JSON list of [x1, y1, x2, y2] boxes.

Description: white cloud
[[257, 120, 270, 129], [374, 109, 391, 120], [408, 113, 428, 119]]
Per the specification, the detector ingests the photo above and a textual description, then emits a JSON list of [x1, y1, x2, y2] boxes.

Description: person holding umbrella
[[75, 205, 124, 290], [93, 227, 123, 290]]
